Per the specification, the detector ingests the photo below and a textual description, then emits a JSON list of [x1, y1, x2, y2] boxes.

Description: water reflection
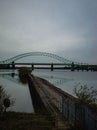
[[0, 70, 34, 113], [0, 73, 19, 84], [11, 72, 15, 78], [33, 73, 74, 86]]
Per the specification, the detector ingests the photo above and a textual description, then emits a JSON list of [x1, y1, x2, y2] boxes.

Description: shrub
[[74, 84, 97, 109], [0, 85, 15, 113], [18, 67, 31, 84]]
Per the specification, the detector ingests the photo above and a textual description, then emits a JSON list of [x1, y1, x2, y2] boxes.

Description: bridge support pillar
[[12, 61, 15, 69], [71, 62, 75, 71], [51, 64, 53, 71], [77, 65, 79, 71], [32, 64, 34, 71]]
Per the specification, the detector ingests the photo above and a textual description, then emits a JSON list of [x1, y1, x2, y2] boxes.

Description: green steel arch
[[0, 52, 86, 65]]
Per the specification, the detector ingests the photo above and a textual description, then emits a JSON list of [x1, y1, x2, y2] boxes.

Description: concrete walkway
[[29, 75, 71, 130]]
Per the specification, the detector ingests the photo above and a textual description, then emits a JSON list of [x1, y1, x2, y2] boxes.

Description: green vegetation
[[0, 112, 55, 130], [74, 84, 97, 111], [18, 67, 31, 84], [0, 85, 15, 113]]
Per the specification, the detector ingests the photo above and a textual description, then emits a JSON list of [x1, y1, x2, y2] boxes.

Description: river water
[[0, 69, 97, 113], [0, 70, 34, 113], [33, 70, 97, 95]]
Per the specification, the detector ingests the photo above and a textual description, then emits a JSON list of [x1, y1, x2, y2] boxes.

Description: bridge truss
[[0, 52, 86, 65]]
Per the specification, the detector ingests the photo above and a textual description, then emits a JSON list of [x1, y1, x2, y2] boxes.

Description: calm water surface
[[0, 69, 97, 112], [33, 70, 97, 95], [0, 70, 34, 113]]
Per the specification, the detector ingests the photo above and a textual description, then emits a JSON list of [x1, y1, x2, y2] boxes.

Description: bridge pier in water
[[12, 61, 15, 69], [31, 64, 34, 71], [51, 64, 53, 71], [71, 62, 75, 71]]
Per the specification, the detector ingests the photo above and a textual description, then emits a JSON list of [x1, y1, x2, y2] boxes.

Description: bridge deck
[[0, 62, 97, 71]]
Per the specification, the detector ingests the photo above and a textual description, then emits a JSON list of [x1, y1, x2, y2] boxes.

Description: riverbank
[[0, 74, 71, 130], [28, 74, 97, 130], [27, 74, 72, 129], [1, 72, 97, 130]]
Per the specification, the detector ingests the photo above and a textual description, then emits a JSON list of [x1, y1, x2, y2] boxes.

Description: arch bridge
[[0, 52, 96, 71]]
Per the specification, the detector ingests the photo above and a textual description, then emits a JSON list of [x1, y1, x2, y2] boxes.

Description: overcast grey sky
[[0, 0, 97, 64]]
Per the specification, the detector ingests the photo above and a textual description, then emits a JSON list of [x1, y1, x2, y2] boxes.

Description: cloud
[[0, 0, 97, 64]]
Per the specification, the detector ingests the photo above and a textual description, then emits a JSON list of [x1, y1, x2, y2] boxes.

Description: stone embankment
[[27, 74, 97, 130], [28, 74, 71, 130]]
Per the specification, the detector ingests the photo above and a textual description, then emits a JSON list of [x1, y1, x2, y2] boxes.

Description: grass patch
[[0, 112, 55, 130]]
